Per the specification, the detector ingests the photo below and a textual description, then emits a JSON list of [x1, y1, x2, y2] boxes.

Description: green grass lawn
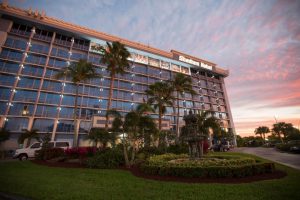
[[0, 152, 300, 200]]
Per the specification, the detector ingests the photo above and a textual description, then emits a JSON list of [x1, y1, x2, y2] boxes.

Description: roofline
[[0, 2, 229, 76]]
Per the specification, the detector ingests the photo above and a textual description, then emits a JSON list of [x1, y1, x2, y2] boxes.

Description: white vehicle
[[13, 141, 71, 160]]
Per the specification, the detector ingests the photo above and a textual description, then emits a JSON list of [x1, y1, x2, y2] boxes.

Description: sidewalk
[[233, 147, 300, 170]]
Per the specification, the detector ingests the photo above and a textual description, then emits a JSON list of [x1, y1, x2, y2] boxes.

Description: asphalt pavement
[[232, 147, 300, 170]]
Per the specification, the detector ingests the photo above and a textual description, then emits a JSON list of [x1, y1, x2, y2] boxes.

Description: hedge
[[140, 154, 275, 178]]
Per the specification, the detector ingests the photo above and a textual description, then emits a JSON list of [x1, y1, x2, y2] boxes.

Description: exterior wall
[[0, 5, 236, 150]]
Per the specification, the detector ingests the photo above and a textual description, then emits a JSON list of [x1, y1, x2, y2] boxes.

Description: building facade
[[0, 3, 236, 149]]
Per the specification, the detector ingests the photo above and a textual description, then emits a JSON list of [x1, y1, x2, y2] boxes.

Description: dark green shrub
[[138, 146, 164, 158], [140, 154, 275, 178], [167, 144, 189, 154], [36, 148, 64, 160], [86, 148, 124, 168]]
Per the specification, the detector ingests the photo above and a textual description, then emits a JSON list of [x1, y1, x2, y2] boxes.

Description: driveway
[[233, 147, 300, 170]]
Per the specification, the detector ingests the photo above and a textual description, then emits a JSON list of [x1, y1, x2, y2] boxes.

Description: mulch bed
[[31, 160, 287, 184]]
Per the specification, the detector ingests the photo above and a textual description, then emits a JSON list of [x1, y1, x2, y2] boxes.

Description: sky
[[6, 0, 300, 137]]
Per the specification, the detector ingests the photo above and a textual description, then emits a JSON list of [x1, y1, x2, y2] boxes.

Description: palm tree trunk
[[122, 136, 130, 168], [158, 107, 162, 131], [105, 72, 115, 130], [176, 93, 180, 139], [73, 83, 79, 147], [26, 138, 31, 148]]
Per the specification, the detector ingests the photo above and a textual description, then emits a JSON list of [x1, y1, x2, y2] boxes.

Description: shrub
[[166, 144, 189, 154], [35, 148, 64, 160], [65, 147, 97, 159], [140, 154, 275, 178], [86, 148, 124, 169]]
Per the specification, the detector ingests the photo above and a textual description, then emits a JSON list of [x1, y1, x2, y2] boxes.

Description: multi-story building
[[0, 3, 236, 149]]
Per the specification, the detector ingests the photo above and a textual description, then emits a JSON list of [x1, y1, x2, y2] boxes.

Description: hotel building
[[0, 3, 236, 148]]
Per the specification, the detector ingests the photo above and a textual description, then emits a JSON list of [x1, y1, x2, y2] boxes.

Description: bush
[[65, 147, 97, 159], [86, 148, 124, 168], [35, 148, 64, 160], [140, 154, 275, 178], [138, 146, 164, 158], [166, 144, 189, 154]]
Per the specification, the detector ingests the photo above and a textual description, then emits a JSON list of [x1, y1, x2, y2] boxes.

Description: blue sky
[[6, 0, 300, 136]]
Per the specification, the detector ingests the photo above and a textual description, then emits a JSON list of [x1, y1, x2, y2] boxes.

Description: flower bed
[[140, 154, 275, 178]]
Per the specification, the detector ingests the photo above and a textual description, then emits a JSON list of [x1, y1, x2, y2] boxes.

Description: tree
[[286, 127, 300, 140], [54, 59, 102, 147], [100, 41, 130, 130], [272, 122, 294, 143], [87, 128, 113, 148], [254, 126, 270, 142], [196, 111, 220, 157], [110, 104, 157, 168], [169, 73, 196, 139], [145, 82, 174, 132], [0, 128, 10, 144], [18, 129, 40, 148]]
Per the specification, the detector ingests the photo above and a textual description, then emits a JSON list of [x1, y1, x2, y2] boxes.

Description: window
[[70, 52, 87, 61], [79, 121, 91, 133], [25, 54, 47, 65], [42, 80, 62, 92], [56, 120, 74, 133], [4, 117, 28, 132], [0, 87, 12, 100], [0, 49, 23, 61], [0, 102, 7, 115], [51, 47, 69, 59], [61, 95, 76, 106], [8, 103, 34, 116], [39, 92, 60, 104], [29, 43, 50, 54], [59, 107, 74, 118], [32, 119, 54, 132], [56, 142, 69, 148], [48, 58, 67, 69], [4, 37, 27, 50], [30, 143, 41, 149], [13, 90, 37, 102], [21, 65, 44, 76], [17, 77, 40, 89], [36, 105, 57, 117], [0, 61, 20, 73]]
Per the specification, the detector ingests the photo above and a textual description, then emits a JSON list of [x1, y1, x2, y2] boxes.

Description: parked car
[[288, 140, 300, 153], [210, 141, 231, 152], [13, 141, 71, 160]]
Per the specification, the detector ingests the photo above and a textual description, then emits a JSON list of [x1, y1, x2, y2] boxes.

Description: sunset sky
[[7, 0, 300, 137]]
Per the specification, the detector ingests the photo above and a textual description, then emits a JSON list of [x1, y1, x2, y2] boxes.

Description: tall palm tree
[[254, 126, 270, 142], [100, 41, 130, 130], [54, 59, 102, 147], [18, 129, 40, 148], [196, 111, 220, 157], [272, 122, 293, 143], [87, 128, 112, 148], [145, 82, 174, 131], [169, 73, 196, 139]]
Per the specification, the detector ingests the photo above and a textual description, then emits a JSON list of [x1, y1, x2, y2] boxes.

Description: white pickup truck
[[13, 141, 71, 160]]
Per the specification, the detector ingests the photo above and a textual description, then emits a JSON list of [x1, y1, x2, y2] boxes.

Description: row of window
[[3, 117, 90, 133]]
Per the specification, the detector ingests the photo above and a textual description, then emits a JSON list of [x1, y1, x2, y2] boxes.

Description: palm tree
[[87, 128, 112, 148], [54, 59, 102, 147], [18, 129, 40, 148], [100, 41, 130, 130], [169, 73, 196, 139], [272, 122, 294, 143], [145, 82, 174, 132], [254, 126, 270, 142], [196, 111, 220, 157]]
